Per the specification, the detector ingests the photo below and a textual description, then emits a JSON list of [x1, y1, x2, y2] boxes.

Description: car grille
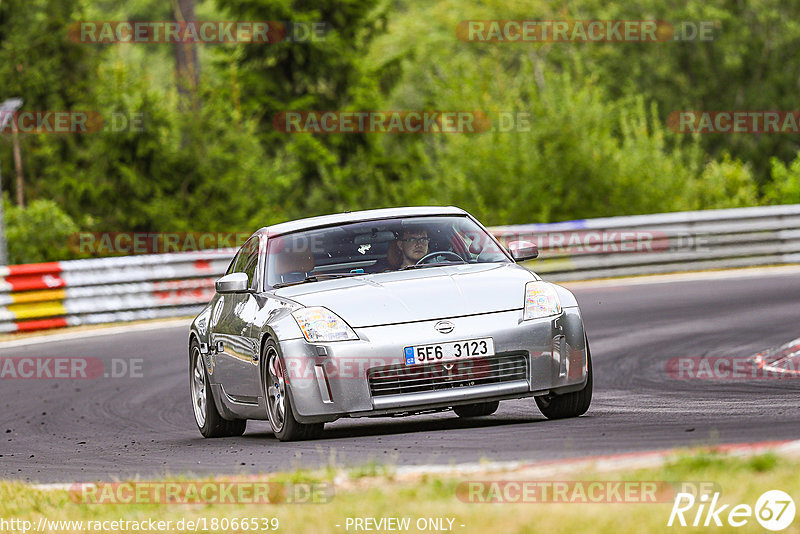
[[367, 353, 528, 398]]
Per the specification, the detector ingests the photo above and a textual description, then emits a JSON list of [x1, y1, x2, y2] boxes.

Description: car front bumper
[[278, 307, 588, 423]]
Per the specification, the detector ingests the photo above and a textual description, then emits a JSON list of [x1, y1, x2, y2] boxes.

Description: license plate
[[404, 338, 495, 366]]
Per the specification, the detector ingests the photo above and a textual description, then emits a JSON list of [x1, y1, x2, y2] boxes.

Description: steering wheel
[[416, 250, 466, 265]]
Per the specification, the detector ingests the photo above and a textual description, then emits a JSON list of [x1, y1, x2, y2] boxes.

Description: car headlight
[[523, 281, 562, 320], [292, 307, 359, 342]]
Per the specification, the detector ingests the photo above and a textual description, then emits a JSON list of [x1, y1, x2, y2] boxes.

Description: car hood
[[274, 263, 536, 327]]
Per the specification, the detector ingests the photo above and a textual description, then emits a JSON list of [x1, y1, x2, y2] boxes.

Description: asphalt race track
[[2, 270, 799, 483]]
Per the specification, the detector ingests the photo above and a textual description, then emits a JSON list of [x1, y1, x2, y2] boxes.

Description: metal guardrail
[[492, 204, 800, 280], [1, 205, 799, 334]]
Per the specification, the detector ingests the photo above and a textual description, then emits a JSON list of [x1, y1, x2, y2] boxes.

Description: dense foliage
[[1, 0, 799, 263]]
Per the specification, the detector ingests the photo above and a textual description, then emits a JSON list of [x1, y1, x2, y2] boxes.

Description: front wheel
[[190, 340, 247, 438], [263, 340, 323, 441], [535, 337, 593, 420]]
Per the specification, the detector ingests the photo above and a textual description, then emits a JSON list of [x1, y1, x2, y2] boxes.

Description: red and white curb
[[391, 439, 800, 480], [753, 337, 800, 376]]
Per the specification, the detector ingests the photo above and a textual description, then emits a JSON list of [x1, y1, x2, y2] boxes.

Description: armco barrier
[[0, 251, 233, 334], [1, 205, 799, 334], [492, 204, 800, 280]]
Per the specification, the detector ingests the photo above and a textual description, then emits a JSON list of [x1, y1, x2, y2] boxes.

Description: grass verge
[[1, 450, 799, 533]]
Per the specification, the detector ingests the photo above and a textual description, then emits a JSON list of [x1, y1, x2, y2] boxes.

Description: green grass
[[2, 450, 798, 533]]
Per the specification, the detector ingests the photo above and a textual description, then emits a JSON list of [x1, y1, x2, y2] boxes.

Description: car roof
[[256, 206, 468, 237]]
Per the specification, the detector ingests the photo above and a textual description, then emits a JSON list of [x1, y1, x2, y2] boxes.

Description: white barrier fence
[[1, 205, 799, 333]]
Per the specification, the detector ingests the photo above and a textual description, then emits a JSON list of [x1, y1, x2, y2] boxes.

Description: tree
[[0, 0, 100, 204], [173, 0, 200, 101]]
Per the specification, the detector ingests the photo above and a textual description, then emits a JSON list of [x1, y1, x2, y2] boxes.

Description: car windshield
[[266, 215, 511, 288]]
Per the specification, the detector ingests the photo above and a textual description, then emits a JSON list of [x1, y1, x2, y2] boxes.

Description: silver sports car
[[189, 206, 592, 441]]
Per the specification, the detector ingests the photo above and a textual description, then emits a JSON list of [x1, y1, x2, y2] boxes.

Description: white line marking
[[0, 318, 192, 348], [561, 264, 800, 289]]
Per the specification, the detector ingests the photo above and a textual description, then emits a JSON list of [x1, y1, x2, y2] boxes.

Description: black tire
[[190, 339, 247, 438], [263, 339, 324, 441], [453, 401, 500, 418], [535, 336, 593, 420]]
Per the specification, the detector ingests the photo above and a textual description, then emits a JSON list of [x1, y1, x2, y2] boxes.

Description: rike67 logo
[[668, 490, 795, 531]]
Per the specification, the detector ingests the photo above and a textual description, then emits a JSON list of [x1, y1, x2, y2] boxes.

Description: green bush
[[764, 154, 800, 205], [4, 197, 79, 264], [688, 154, 758, 209]]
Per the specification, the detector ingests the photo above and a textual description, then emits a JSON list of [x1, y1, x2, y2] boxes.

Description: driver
[[395, 228, 429, 268], [368, 227, 430, 272]]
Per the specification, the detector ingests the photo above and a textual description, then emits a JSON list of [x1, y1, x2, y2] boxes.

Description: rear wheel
[[190, 340, 247, 438], [263, 340, 323, 441], [535, 336, 593, 420], [453, 401, 500, 418]]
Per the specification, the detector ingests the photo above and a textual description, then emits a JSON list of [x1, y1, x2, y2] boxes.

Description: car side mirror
[[215, 272, 250, 293], [507, 240, 538, 262]]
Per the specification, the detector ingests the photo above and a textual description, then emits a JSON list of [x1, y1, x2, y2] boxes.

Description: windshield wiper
[[273, 272, 367, 289]]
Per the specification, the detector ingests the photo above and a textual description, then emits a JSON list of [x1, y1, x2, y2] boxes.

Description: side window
[[243, 248, 259, 289], [225, 251, 241, 275], [228, 236, 258, 284], [242, 236, 263, 289], [234, 241, 252, 273]]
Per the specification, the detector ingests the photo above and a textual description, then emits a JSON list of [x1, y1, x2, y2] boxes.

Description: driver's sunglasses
[[401, 237, 430, 245]]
